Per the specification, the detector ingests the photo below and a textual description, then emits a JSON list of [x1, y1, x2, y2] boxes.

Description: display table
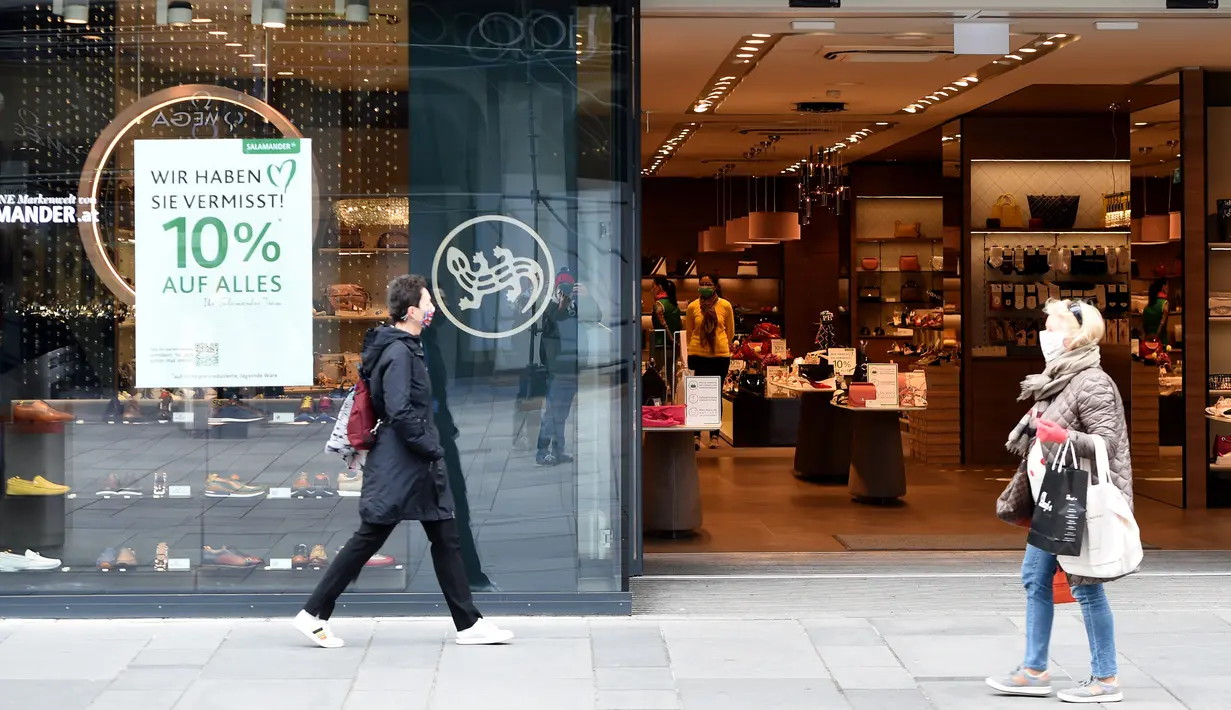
[[642, 424, 711, 537], [832, 402, 926, 504], [774, 380, 852, 484]]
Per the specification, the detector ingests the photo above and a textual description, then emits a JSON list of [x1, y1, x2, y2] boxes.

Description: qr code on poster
[[195, 342, 219, 367]]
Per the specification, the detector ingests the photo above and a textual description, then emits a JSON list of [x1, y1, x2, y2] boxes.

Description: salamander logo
[[432, 215, 555, 339]]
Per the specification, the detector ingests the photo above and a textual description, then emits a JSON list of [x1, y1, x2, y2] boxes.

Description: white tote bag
[[1057, 437, 1143, 579]]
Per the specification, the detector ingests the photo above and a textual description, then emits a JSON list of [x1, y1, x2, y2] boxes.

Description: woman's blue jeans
[[1022, 544, 1118, 678]]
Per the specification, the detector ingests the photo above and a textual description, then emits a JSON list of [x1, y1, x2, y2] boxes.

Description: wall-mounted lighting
[[1095, 21, 1138, 30], [167, 0, 193, 26]]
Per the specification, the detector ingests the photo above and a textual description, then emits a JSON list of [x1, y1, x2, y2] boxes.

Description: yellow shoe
[[6, 477, 64, 496], [33, 476, 70, 494]]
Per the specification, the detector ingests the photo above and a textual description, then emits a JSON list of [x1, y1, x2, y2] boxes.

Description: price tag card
[[168, 558, 191, 571], [729, 359, 747, 372], [267, 487, 292, 499], [168, 485, 192, 498], [828, 348, 857, 376], [866, 363, 900, 408], [172, 412, 194, 423], [770, 339, 788, 357], [267, 558, 293, 570], [271, 412, 295, 424]]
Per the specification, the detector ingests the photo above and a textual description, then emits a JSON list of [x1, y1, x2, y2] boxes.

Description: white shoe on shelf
[[292, 610, 345, 648], [0, 549, 61, 571], [455, 618, 515, 646]]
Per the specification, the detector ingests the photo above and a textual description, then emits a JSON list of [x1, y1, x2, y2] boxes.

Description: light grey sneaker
[[986, 666, 1053, 696], [1058, 676, 1123, 704]]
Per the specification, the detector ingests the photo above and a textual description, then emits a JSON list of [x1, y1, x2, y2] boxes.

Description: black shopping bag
[[1026, 441, 1088, 556]]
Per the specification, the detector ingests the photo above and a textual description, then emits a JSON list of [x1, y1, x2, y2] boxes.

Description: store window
[[0, 0, 633, 609]]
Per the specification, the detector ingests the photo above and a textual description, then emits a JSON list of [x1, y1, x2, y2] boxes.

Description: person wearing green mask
[[685, 274, 735, 449]]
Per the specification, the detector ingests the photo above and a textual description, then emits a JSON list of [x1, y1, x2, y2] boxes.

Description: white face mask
[[1039, 330, 1067, 362]]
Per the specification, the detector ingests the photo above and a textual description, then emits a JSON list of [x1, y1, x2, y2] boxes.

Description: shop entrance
[[635, 9, 1231, 564]]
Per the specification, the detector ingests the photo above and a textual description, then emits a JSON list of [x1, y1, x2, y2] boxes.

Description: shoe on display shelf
[[122, 394, 144, 422], [292, 610, 345, 649], [291, 472, 312, 498], [204, 473, 266, 498], [208, 399, 266, 426], [6, 475, 70, 496], [455, 618, 515, 646], [308, 544, 329, 568], [116, 547, 138, 570], [157, 390, 173, 423], [152, 472, 168, 498], [0, 549, 61, 572], [97, 473, 143, 497], [365, 553, 396, 568], [97, 547, 118, 571], [201, 546, 263, 568], [154, 542, 169, 572], [13, 400, 74, 424], [309, 473, 337, 497], [1207, 397, 1231, 419], [336, 471, 362, 497], [292, 544, 309, 570]]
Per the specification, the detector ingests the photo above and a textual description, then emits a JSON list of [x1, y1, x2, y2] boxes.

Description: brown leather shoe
[[116, 548, 138, 569], [13, 400, 73, 424], [309, 544, 329, 567], [292, 543, 309, 570]]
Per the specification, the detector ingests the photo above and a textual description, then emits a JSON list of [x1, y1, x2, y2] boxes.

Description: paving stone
[[201, 646, 366, 679], [130, 649, 214, 667], [818, 645, 903, 668], [351, 667, 435, 692], [86, 690, 184, 710], [800, 618, 885, 648], [0, 680, 108, 710], [829, 665, 917, 690], [666, 636, 828, 680], [842, 689, 934, 710], [870, 615, 1020, 637], [596, 690, 681, 709], [344, 690, 430, 710], [885, 635, 1022, 681], [428, 678, 595, 710], [109, 667, 201, 691], [596, 667, 676, 690], [435, 638, 593, 682], [174, 679, 351, 710], [676, 679, 848, 710]]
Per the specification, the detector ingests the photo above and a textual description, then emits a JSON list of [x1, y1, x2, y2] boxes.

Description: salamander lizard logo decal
[[432, 215, 556, 339], [446, 245, 545, 313]]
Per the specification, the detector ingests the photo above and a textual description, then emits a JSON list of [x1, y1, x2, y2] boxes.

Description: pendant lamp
[[748, 211, 801, 242]]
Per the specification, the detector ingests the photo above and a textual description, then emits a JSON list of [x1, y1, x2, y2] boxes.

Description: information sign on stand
[[866, 364, 900, 408], [828, 348, 857, 377], [684, 376, 722, 428], [770, 339, 788, 358]]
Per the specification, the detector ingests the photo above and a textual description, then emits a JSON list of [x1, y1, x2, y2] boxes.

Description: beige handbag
[[990, 193, 1024, 229]]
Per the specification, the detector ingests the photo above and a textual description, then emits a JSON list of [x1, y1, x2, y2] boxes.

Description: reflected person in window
[[293, 274, 513, 648], [537, 272, 602, 467]]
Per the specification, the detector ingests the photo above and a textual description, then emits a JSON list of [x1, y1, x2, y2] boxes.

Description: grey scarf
[[1005, 344, 1101, 457]]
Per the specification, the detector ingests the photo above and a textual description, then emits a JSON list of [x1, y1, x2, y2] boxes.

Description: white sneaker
[[0, 549, 61, 571], [292, 610, 344, 648], [455, 618, 515, 646]]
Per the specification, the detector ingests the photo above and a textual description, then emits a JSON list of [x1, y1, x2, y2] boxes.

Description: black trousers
[[304, 518, 482, 631]]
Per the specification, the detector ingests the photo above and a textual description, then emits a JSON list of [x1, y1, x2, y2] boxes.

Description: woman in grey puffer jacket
[[987, 300, 1133, 705]]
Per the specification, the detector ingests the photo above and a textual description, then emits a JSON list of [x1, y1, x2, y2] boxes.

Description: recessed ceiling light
[[721, 76, 736, 80], [736, 53, 754, 58], [1042, 41, 1055, 46], [277, 70, 293, 76], [1095, 21, 1137, 31], [1020, 47, 1037, 53], [747, 39, 765, 44], [876, 122, 889, 125], [1048, 34, 1068, 39], [253, 63, 267, 67], [1135, 122, 1148, 126], [927, 95, 941, 100], [964, 76, 979, 82], [752, 33, 771, 38], [945, 86, 958, 91], [191, 17, 212, 23], [740, 46, 759, 51], [1005, 54, 1023, 60], [904, 107, 917, 113], [209, 30, 227, 35], [84, 34, 103, 40], [226, 42, 242, 47], [955, 81, 969, 87], [238, 53, 255, 57], [695, 105, 710, 112]]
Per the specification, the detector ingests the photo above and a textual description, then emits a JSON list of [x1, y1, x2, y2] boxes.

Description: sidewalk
[[1, 610, 1226, 710]]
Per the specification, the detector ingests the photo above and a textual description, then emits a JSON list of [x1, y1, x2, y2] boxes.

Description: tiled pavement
[[2, 610, 1230, 709]]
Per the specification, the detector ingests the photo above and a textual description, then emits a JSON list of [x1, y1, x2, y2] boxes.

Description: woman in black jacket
[[293, 274, 513, 648]]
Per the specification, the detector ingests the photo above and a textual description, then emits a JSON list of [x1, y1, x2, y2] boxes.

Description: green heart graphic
[[267, 159, 296, 193]]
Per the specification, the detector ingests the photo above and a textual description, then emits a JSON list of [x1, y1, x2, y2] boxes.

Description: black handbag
[[900, 280, 924, 303], [1028, 195, 1080, 230], [739, 371, 765, 395]]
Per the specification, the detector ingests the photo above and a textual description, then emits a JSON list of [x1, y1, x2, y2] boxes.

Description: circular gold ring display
[[76, 84, 316, 306]]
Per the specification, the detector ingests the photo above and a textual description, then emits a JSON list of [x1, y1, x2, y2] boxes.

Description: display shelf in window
[[318, 248, 410, 255]]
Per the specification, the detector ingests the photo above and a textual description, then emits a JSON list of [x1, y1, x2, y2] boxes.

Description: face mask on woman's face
[[1039, 330, 1067, 362], [698, 287, 714, 299]]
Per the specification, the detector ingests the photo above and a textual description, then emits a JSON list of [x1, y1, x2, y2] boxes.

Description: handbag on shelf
[[899, 254, 921, 272], [931, 255, 944, 271], [339, 228, 363, 249], [990, 193, 1024, 229], [1028, 194, 1080, 230], [327, 284, 371, 313], [861, 257, 880, 271], [894, 220, 922, 238], [858, 284, 882, 301], [376, 230, 408, 249], [1103, 191, 1131, 229], [900, 280, 925, 303]]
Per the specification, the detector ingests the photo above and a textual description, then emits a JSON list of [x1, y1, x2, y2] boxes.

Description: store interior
[[638, 13, 1231, 555]]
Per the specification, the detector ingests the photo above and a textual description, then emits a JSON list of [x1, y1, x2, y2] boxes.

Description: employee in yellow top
[[685, 273, 735, 449]]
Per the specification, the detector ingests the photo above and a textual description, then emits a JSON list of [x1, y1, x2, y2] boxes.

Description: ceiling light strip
[[687, 33, 784, 115], [643, 122, 700, 176], [899, 33, 1078, 115]]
